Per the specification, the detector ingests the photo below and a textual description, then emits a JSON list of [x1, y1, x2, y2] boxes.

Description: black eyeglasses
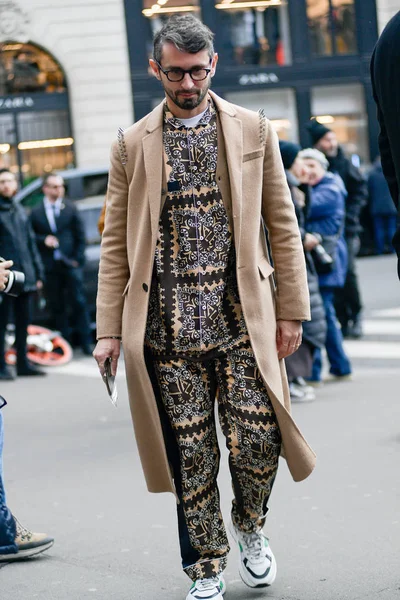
[[0, 395, 7, 410], [155, 60, 212, 82]]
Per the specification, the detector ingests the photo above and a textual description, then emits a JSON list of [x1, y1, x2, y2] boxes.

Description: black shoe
[[349, 315, 363, 339], [17, 364, 47, 377], [0, 366, 15, 380]]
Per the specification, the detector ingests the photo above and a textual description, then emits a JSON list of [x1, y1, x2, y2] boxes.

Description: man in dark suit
[[371, 10, 400, 279], [30, 173, 93, 354]]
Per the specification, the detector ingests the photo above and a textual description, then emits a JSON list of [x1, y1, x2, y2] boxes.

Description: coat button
[[142, 283, 148, 292]]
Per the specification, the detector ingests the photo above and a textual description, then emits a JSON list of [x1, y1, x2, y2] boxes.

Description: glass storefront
[[0, 42, 66, 95], [307, 0, 356, 56], [225, 88, 298, 141], [311, 83, 368, 162], [0, 42, 73, 184], [215, 0, 291, 66]]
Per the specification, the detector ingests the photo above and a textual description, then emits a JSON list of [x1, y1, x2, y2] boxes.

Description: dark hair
[[153, 14, 215, 64], [42, 172, 60, 187], [0, 168, 14, 177]]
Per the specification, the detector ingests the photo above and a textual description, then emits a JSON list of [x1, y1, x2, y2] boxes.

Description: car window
[[79, 206, 102, 245], [83, 174, 108, 198]]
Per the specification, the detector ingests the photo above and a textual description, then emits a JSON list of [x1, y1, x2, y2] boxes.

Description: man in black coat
[[306, 119, 368, 338], [370, 10, 400, 279], [0, 169, 45, 379], [30, 173, 92, 355]]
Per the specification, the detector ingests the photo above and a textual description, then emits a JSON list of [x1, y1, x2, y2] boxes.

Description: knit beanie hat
[[306, 119, 332, 145], [279, 140, 301, 170], [298, 148, 329, 170]]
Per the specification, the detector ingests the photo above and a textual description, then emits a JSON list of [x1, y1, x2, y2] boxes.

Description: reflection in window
[[216, 1, 291, 66], [311, 84, 368, 162], [307, 0, 356, 56], [0, 42, 66, 96], [332, 0, 356, 54]]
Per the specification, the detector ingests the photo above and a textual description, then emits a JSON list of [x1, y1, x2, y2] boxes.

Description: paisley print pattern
[[153, 344, 281, 581], [145, 102, 249, 357]]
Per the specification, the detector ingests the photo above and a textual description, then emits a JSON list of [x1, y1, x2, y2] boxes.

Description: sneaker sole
[[228, 522, 277, 588], [0, 540, 54, 562], [186, 577, 226, 600]]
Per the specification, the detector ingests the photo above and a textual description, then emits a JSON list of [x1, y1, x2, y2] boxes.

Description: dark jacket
[[0, 195, 44, 291], [30, 199, 86, 272], [286, 172, 326, 349], [371, 10, 400, 274], [307, 172, 348, 289], [328, 147, 367, 238], [368, 162, 398, 216]]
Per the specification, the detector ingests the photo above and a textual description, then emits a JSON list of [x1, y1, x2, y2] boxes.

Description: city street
[[1, 254, 399, 600]]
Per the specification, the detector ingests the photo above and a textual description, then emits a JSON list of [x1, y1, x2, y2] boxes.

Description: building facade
[[0, 0, 133, 185], [124, 0, 397, 165]]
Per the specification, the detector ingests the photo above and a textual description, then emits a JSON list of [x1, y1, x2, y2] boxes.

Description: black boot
[[17, 361, 46, 377], [0, 365, 15, 380]]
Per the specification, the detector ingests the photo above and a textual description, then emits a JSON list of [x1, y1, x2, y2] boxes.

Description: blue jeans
[[0, 412, 17, 554], [312, 288, 352, 382], [373, 215, 398, 255]]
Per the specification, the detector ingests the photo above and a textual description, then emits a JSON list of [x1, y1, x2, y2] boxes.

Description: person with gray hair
[[299, 149, 352, 385], [94, 13, 315, 600]]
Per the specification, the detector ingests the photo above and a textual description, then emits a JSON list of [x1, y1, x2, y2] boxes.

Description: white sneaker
[[186, 574, 226, 599], [229, 521, 277, 588]]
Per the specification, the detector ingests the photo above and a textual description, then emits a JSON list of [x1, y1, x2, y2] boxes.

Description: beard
[[164, 80, 211, 111]]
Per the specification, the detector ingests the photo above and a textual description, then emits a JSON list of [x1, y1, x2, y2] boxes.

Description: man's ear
[[149, 59, 161, 80], [210, 53, 219, 77]]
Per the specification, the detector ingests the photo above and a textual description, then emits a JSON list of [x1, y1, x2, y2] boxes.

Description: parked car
[[15, 167, 108, 332]]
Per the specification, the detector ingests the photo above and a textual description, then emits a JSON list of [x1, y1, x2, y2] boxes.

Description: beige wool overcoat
[[96, 91, 316, 495]]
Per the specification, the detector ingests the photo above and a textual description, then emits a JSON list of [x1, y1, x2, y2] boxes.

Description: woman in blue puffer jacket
[[299, 148, 352, 384]]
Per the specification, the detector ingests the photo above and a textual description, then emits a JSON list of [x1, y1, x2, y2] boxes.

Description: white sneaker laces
[[241, 531, 267, 563], [196, 577, 221, 591]]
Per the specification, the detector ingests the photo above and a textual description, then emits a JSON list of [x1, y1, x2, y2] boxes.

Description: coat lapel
[[142, 102, 164, 244], [217, 106, 243, 265]]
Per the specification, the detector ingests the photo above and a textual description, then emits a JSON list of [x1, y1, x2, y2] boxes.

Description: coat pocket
[[243, 149, 264, 163], [258, 256, 274, 280], [122, 279, 131, 296]]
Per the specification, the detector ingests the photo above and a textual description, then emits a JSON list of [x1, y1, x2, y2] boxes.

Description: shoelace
[[13, 516, 32, 542], [241, 531, 267, 563], [196, 577, 221, 591]]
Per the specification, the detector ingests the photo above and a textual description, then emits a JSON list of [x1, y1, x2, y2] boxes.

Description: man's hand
[[44, 235, 59, 248], [36, 280, 43, 290], [93, 338, 121, 377], [0, 259, 13, 291], [276, 320, 302, 360], [303, 233, 320, 251]]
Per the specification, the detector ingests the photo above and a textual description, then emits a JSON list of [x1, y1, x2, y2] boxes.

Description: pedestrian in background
[[368, 157, 398, 255], [279, 141, 327, 402], [30, 173, 93, 355], [370, 10, 400, 278], [94, 15, 315, 600], [306, 120, 367, 339], [0, 258, 54, 562], [299, 148, 352, 385], [0, 169, 45, 380]]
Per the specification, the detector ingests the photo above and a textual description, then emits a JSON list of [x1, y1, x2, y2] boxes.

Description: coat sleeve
[[261, 120, 310, 322], [70, 205, 86, 266], [344, 163, 367, 234], [96, 141, 130, 339], [26, 213, 45, 282]]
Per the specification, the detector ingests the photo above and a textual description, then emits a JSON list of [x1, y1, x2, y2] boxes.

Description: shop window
[[0, 42, 66, 95], [307, 0, 357, 56], [215, 0, 291, 66], [225, 88, 298, 142], [311, 83, 368, 162]]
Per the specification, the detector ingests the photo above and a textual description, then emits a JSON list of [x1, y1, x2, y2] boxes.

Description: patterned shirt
[[145, 101, 248, 358]]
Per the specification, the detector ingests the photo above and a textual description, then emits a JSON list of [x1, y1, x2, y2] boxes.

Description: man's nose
[[180, 73, 195, 89]]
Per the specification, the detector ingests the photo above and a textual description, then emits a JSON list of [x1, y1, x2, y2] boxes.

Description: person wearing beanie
[[279, 142, 327, 402], [305, 119, 367, 339], [299, 149, 352, 384]]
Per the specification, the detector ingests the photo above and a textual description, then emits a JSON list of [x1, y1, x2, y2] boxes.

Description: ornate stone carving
[[0, 1, 30, 43]]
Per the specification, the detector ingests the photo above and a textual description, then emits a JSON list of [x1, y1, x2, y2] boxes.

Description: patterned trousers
[[149, 343, 281, 581]]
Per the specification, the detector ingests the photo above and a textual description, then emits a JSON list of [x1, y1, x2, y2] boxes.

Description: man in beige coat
[[94, 15, 315, 600]]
